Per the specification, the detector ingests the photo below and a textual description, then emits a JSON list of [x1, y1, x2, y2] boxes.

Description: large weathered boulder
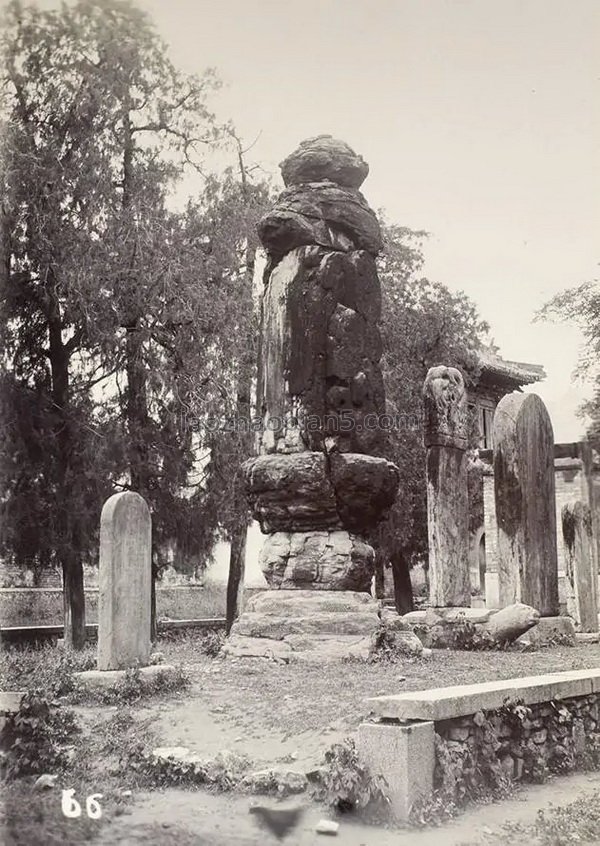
[[329, 454, 399, 531], [259, 531, 374, 591], [484, 603, 540, 643], [280, 135, 369, 189], [258, 183, 382, 259], [244, 452, 398, 534], [243, 453, 340, 532]]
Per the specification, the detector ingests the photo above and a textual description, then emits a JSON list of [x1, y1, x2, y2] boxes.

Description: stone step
[[231, 610, 380, 640], [245, 589, 379, 617]]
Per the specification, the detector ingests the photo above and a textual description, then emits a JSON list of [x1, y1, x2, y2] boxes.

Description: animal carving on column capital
[[423, 365, 468, 449]]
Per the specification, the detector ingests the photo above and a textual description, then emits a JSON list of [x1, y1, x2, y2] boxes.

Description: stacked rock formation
[[226, 136, 399, 661]]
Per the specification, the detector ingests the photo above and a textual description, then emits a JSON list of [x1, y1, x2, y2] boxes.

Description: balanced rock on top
[[280, 135, 369, 188]]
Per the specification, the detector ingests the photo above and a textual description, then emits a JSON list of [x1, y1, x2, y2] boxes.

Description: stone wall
[[0, 561, 62, 588], [435, 693, 600, 800], [0, 585, 264, 627], [359, 668, 600, 822]]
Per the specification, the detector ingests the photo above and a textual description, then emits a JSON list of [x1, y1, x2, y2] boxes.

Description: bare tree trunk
[[62, 549, 85, 647], [121, 112, 156, 638], [226, 520, 247, 632], [226, 356, 252, 631], [391, 549, 414, 615], [374, 547, 385, 599], [225, 134, 257, 630], [47, 274, 86, 649], [125, 323, 154, 636]]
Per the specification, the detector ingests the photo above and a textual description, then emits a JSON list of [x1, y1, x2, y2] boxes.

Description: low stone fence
[[358, 669, 600, 821], [0, 585, 263, 627]]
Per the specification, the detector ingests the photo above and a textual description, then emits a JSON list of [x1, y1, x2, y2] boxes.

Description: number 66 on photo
[[61, 789, 103, 819]]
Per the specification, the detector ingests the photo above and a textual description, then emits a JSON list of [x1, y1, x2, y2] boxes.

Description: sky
[[36, 0, 599, 439], [133, 0, 599, 442]]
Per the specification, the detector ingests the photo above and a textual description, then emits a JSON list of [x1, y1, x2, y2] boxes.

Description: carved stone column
[[423, 366, 470, 607]]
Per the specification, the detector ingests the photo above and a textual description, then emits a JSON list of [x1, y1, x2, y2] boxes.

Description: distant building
[[469, 345, 546, 449]]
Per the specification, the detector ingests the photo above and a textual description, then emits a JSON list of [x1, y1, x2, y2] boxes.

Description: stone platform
[[515, 615, 576, 647], [224, 590, 404, 662], [75, 663, 177, 691]]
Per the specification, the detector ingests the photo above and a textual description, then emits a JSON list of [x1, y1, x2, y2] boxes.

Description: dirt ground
[[5, 639, 600, 845], [97, 768, 600, 845], [78, 641, 600, 775]]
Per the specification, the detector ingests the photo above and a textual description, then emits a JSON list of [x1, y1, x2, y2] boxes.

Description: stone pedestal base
[[576, 632, 599, 643], [515, 616, 576, 647], [357, 720, 435, 822], [74, 664, 176, 691], [224, 589, 382, 662]]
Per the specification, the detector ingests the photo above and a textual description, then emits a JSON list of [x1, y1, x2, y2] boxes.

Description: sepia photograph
[[0, 0, 599, 843]]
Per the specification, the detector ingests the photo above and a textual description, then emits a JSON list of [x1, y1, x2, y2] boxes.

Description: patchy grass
[[1, 784, 103, 846], [1, 703, 156, 846], [146, 637, 600, 737], [0, 642, 96, 695], [3, 635, 599, 740], [2, 634, 600, 846], [459, 788, 600, 845], [157, 629, 225, 665], [0, 641, 189, 705]]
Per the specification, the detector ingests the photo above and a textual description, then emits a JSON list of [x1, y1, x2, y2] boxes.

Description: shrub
[[0, 643, 95, 697], [316, 738, 390, 821], [199, 631, 225, 657], [429, 617, 497, 651], [125, 743, 252, 791], [77, 666, 191, 706], [0, 691, 80, 780]]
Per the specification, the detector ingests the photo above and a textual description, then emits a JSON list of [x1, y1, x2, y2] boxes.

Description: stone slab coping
[[0, 691, 25, 713], [367, 668, 600, 722]]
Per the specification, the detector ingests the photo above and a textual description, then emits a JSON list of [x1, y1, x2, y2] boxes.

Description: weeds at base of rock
[[311, 737, 391, 823], [72, 666, 191, 706], [0, 691, 80, 781]]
